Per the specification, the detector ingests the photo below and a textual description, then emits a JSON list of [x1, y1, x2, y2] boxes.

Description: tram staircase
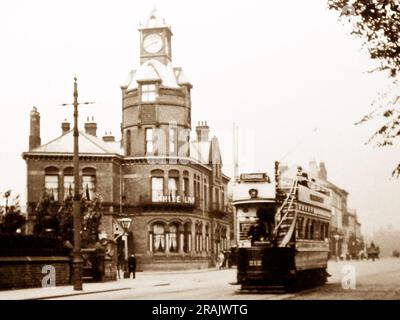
[[274, 177, 299, 247]]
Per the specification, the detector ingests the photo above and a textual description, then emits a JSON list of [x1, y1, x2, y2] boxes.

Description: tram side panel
[[295, 241, 330, 272]]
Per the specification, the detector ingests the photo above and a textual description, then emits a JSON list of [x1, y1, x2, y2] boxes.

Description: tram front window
[[248, 207, 274, 244]]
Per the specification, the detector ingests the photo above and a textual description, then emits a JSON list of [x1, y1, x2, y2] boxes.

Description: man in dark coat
[[128, 253, 136, 279]]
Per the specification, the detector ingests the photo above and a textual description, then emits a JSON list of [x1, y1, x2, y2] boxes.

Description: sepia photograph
[[0, 0, 400, 308]]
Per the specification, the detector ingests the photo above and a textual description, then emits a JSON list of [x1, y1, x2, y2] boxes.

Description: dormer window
[[141, 84, 157, 102]]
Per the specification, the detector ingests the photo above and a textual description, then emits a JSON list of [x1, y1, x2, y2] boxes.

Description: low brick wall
[[0, 256, 71, 291], [138, 254, 211, 271]]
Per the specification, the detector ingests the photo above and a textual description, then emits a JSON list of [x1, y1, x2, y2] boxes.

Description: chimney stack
[[103, 131, 115, 142], [84, 116, 97, 136], [309, 160, 319, 178], [195, 121, 210, 142], [318, 161, 328, 181], [29, 107, 41, 150], [61, 119, 70, 135]]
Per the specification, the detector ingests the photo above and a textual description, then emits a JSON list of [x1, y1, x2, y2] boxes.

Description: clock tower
[[139, 8, 172, 65]]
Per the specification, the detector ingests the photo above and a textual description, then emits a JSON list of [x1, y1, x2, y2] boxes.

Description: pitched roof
[[28, 130, 122, 155], [123, 60, 191, 91], [190, 140, 211, 164], [190, 136, 222, 166]]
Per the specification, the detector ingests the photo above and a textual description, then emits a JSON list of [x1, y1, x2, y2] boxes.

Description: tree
[[33, 192, 60, 237], [0, 191, 26, 234], [33, 191, 103, 247], [328, 0, 400, 175]]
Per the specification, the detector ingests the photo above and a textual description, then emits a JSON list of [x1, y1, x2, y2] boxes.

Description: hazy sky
[[0, 0, 398, 235]]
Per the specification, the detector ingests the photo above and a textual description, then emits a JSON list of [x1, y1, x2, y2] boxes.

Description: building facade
[[309, 161, 356, 259], [22, 9, 232, 271], [344, 208, 364, 258]]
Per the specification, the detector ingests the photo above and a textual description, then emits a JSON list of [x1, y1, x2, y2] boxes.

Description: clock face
[[143, 34, 163, 54]]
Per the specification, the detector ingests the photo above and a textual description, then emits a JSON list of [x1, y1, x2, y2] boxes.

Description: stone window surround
[[42, 165, 97, 201], [149, 169, 209, 206], [147, 220, 212, 255]]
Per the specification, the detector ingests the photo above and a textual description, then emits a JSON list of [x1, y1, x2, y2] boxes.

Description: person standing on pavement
[[218, 251, 225, 269], [128, 253, 136, 279]]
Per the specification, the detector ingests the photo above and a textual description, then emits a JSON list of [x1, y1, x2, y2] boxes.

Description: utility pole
[[233, 123, 239, 184], [61, 77, 94, 291], [232, 123, 239, 245]]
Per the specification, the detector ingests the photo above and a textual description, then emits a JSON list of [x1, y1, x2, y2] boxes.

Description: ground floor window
[[169, 224, 178, 252], [153, 223, 165, 253]]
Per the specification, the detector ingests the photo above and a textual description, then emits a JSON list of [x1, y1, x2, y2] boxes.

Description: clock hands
[[144, 40, 160, 49]]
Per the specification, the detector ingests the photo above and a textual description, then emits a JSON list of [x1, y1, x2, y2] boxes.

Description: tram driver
[[248, 207, 274, 244]]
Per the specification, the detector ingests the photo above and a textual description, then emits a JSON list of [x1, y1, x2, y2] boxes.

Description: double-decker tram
[[233, 163, 331, 292]]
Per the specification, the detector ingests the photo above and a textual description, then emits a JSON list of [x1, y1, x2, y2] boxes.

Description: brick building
[[309, 160, 364, 259], [22, 9, 232, 271]]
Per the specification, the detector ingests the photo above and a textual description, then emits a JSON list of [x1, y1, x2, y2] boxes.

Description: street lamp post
[[61, 77, 94, 291], [118, 217, 132, 278]]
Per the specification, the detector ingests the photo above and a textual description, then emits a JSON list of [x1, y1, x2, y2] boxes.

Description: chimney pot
[[84, 117, 97, 136], [103, 132, 115, 142], [61, 119, 70, 135]]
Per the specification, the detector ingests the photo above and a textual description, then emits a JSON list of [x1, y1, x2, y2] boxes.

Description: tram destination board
[[240, 173, 270, 182]]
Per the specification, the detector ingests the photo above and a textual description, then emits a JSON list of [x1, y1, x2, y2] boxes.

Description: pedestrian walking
[[128, 253, 136, 279]]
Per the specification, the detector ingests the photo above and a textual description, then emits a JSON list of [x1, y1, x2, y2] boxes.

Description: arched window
[[169, 223, 179, 253], [168, 170, 179, 201], [152, 223, 165, 253], [82, 167, 96, 200], [183, 222, 192, 253], [182, 171, 189, 198], [63, 167, 74, 199], [151, 170, 164, 202], [45, 166, 59, 201], [126, 130, 131, 156], [195, 222, 203, 253]]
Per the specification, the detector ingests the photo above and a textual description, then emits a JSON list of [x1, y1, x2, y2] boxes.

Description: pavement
[[0, 267, 221, 300], [2, 258, 400, 300]]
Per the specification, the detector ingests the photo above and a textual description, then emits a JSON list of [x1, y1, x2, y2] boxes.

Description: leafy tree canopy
[[0, 190, 26, 234], [328, 0, 400, 175], [33, 191, 103, 247]]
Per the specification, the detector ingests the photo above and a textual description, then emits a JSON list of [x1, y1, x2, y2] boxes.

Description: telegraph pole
[[61, 77, 94, 291]]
